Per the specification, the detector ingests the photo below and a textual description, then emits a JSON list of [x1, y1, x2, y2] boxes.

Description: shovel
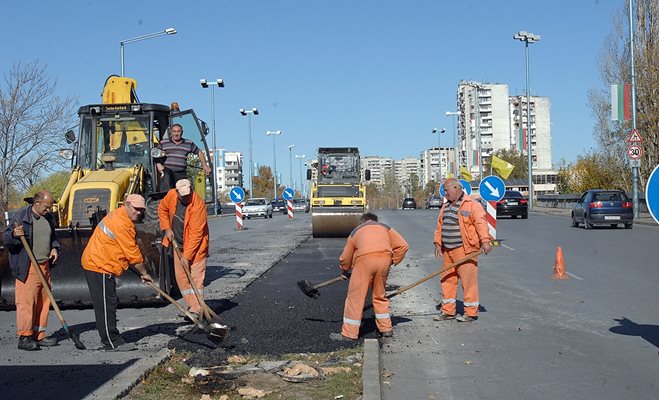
[[142, 279, 229, 342], [171, 239, 222, 324], [297, 275, 345, 299], [14, 223, 86, 350]]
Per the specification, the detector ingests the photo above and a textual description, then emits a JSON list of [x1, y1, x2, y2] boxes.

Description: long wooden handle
[[14, 223, 67, 324], [314, 275, 345, 289], [143, 280, 205, 329], [172, 239, 218, 320], [387, 250, 484, 299]]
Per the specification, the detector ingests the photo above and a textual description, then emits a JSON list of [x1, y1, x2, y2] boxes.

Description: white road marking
[[566, 271, 584, 280]]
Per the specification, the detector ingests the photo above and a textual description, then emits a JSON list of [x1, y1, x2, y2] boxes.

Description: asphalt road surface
[[379, 209, 659, 400]]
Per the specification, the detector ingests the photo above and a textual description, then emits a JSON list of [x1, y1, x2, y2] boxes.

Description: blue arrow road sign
[[439, 183, 445, 197], [459, 179, 473, 195], [282, 187, 295, 201], [229, 186, 245, 203], [479, 175, 505, 202], [646, 164, 659, 224]]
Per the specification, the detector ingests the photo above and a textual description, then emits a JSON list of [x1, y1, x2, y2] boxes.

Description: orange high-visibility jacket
[[158, 189, 209, 263], [340, 221, 409, 271], [81, 207, 144, 277], [433, 194, 492, 254]]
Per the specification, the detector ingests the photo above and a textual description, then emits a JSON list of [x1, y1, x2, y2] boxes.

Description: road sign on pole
[[459, 179, 472, 195], [282, 187, 295, 201], [627, 128, 643, 143], [479, 175, 506, 202], [627, 145, 642, 159], [645, 165, 659, 225], [229, 186, 246, 203]]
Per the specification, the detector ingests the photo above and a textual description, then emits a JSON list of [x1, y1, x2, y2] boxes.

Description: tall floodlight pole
[[266, 130, 282, 198], [200, 78, 224, 215], [514, 30, 540, 211], [239, 108, 259, 195], [446, 111, 460, 177], [628, 0, 639, 218], [431, 128, 446, 186], [120, 28, 176, 77], [287, 145, 295, 188], [295, 154, 306, 195]]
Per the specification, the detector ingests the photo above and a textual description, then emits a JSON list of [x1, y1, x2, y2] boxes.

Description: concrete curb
[[362, 338, 382, 400], [81, 348, 172, 400]]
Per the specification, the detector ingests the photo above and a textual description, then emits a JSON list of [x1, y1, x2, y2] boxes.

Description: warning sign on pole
[[627, 129, 643, 143]]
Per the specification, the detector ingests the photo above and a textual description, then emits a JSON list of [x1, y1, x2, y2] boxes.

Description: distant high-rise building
[[362, 156, 394, 187], [394, 158, 421, 187], [217, 151, 243, 191]]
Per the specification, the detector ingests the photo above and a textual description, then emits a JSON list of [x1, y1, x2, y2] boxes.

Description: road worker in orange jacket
[[158, 179, 209, 319], [433, 178, 492, 322], [82, 194, 153, 351], [331, 212, 409, 341]]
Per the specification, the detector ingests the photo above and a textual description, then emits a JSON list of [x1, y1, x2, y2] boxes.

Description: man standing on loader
[[3, 190, 60, 351], [81, 194, 153, 351], [156, 124, 211, 191], [158, 179, 209, 320], [331, 212, 409, 341]]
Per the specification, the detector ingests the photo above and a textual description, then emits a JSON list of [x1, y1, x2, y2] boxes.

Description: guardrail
[[535, 193, 648, 213]]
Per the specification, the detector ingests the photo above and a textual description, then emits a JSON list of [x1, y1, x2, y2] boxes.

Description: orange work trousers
[[342, 252, 392, 339], [15, 261, 51, 339], [173, 253, 207, 314], [439, 246, 479, 317]]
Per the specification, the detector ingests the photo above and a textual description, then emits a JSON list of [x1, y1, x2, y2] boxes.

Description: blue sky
[[4, 0, 623, 186]]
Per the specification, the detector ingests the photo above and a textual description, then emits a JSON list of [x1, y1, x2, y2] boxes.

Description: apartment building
[[361, 156, 394, 186]]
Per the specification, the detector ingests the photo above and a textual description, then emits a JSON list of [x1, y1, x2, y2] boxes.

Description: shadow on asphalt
[[433, 301, 489, 314], [205, 264, 246, 284], [610, 317, 659, 349], [0, 360, 139, 399]]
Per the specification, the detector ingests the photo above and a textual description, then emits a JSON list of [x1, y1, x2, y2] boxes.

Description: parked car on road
[[270, 198, 286, 214], [571, 189, 633, 229], [291, 198, 310, 213], [243, 198, 273, 219], [496, 190, 528, 219], [401, 198, 417, 210], [425, 195, 443, 209]]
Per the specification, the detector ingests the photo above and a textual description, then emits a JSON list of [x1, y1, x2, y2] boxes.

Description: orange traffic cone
[[551, 246, 569, 280]]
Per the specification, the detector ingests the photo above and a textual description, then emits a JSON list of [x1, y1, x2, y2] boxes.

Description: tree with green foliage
[[482, 149, 528, 180], [557, 152, 626, 193]]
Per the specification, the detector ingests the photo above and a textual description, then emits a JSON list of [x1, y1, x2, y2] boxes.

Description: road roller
[[307, 147, 370, 237], [0, 76, 215, 308]]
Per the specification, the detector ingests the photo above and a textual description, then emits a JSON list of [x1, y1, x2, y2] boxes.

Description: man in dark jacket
[[2, 190, 60, 351]]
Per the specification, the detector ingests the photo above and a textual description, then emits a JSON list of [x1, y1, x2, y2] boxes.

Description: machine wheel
[[610, 224, 618, 228], [625, 222, 633, 229], [269, 213, 273, 218], [584, 217, 593, 229], [571, 214, 579, 227], [521, 212, 528, 219]]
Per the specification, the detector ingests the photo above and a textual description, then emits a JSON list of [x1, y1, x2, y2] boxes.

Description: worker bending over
[[331, 212, 409, 341], [158, 179, 209, 320]]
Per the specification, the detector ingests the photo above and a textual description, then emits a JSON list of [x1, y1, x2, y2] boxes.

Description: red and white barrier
[[235, 202, 244, 230], [286, 200, 294, 220], [486, 201, 497, 239]]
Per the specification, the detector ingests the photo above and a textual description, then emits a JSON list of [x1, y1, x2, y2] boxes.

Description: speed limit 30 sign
[[628, 145, 642, 159]]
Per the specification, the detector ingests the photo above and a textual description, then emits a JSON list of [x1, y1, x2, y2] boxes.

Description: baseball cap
[[176, 179, 192, 196], [125, 194, 146, 209]]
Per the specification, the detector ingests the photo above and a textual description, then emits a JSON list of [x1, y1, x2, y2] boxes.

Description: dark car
[[496, 190, 528, 219], [271, 198, 287, 214], [425, 195, 443, 209], [401, 198, 417, 210], [571, 189, 633, 229]]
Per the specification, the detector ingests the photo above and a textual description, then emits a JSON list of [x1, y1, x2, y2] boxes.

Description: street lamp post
[[239, 108, 259, 195], [431, 128, 446, 187], [446, 111, 460, 177], [266, 130, 282, 198], [200, 78, 224, 215], [288, 145, 295, 189], [295, 154, 306, 195], [120, 28, 177, 77], [513, 30, 541, 211]]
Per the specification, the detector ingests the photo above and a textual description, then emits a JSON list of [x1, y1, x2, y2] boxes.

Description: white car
[[242, 198, 273, 219]]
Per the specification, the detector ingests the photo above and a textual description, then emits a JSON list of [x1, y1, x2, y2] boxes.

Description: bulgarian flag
[[611, 84, 631, 121]]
